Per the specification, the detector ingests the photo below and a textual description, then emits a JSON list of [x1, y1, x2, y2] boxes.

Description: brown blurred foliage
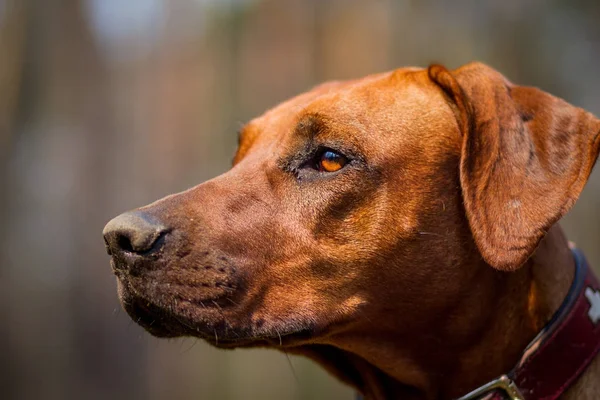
[[1, 1, 600, 399]]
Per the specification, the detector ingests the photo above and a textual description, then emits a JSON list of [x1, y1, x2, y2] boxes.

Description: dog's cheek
[[245, 278, 365, 337], [309, 171, 385, 247], [250, 287, 319, 333]]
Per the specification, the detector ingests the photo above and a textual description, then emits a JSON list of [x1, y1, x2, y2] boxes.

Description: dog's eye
[[318, 150, 347, 172]]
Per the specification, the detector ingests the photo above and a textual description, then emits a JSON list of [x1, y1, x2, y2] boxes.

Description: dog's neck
[[299, 225, 583, 400]]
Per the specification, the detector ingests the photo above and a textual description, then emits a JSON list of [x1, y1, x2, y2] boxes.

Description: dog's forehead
[[249, 67, 432, 134], [236, 67, 457, 163]]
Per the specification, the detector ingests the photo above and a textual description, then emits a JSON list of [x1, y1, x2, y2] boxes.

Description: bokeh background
[[2, 1, 600, 399]]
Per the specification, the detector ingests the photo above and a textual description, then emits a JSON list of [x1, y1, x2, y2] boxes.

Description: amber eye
[[318, 150, 347, 172]]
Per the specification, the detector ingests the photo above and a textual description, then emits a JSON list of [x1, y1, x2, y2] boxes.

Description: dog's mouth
[[116, 275, 321, 349], [121, 293, 188, 338], [117, 277, 200, 338]]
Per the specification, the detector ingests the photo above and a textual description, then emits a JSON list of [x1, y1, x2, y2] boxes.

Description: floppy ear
[[428, 62, 600, 271]]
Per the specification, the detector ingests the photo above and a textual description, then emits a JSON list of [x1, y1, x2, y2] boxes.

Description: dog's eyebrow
[[294, 114, 329, 140]]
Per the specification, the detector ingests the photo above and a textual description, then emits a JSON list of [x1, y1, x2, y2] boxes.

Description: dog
[[103, 62, 600, 399]]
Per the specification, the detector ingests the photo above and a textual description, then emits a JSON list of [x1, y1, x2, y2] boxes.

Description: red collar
[[458, 248, 600, 400]]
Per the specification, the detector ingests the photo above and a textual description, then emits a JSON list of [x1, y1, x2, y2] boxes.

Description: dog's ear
[[428, 62, 600, 271]]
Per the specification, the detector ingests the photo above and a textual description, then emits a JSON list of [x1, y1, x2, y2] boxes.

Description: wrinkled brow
[[294, 114, 329, 140]]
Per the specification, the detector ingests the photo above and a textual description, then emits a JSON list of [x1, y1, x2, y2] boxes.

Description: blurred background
[[2, 0, 600, 399]]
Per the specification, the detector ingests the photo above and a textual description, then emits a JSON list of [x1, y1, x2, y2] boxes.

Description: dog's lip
[[127, 300, 182, 337], [118, 284, 184, 337], [117, 277, 233, 337], [117, 279, 321, 346], [203, 327, 318, 349]]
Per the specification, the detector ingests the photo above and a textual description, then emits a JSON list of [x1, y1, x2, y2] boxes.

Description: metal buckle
[[456, 375, 525, 400]]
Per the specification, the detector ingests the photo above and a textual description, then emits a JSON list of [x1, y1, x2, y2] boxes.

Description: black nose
[[103, 211, 167, 256]]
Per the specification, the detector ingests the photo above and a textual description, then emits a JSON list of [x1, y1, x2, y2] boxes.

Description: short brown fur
[[108, 62, 600, 399]]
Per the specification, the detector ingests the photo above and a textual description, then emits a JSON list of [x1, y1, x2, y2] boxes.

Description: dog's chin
[[120, 296, 184, 338], [116, 278, 319, 349], [117, 279, 192, 338]]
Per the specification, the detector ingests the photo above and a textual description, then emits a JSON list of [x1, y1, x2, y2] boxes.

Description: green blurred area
[[1, 1, 600, 399]]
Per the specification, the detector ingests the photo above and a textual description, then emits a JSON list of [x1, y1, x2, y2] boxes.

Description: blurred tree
[[2, 1, 600, 399], [0, 1, 26, 159]]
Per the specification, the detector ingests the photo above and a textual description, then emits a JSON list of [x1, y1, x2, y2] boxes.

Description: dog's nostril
[[103, 211, 168, 257], [116, 233, 135, 253]]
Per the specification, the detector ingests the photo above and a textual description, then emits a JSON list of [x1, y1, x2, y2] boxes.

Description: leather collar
[[457, 248, 600, 400], [355, 248, 600, 400]]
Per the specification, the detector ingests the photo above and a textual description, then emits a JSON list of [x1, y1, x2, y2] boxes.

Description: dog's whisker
[[418, 231, 444, 237], [180, 338, 199, 354], [284, 351, 300, 387], [358, 309, 374, 324], [225, 297, 239, 306], [211, 300, 223, 311], [171, 312, 195, 331]]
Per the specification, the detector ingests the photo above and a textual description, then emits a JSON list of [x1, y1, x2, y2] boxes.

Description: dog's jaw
[[289, 228, 576, 399]]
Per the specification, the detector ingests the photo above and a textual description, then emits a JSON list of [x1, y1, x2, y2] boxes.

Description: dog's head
[[104, 63, 600, 358]]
